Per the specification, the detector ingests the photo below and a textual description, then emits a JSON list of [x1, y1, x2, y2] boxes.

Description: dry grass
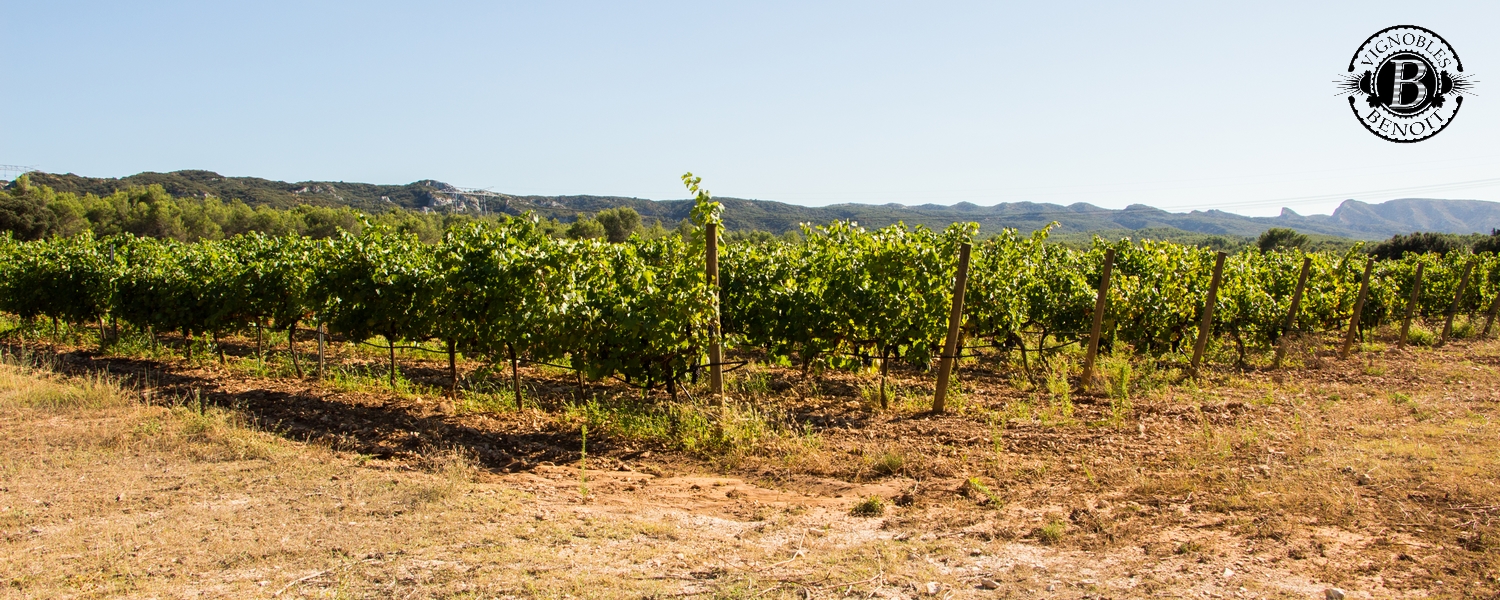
[[2, 330, 1500, 598], [0, 363, 686, 598]]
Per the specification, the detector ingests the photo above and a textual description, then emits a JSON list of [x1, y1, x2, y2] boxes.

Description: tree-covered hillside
[[13, 170, 1500, 240]]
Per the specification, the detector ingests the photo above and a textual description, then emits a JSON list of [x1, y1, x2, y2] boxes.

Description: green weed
[[728, 370, 771, 396], [454, 390, 518, 415], [1104, 355, 1132, 401], [1407, 323, 1437, 346], [1451, 317, 1477, 340], [1041, 359, 1075, 424], [966, 477, 1004, 508], [850, 496, 885, 517], [1035, 520, 1065, 544], [1004, 398, 1033, 423], [869, 451, 905, 477], [564, 397, 777, 456]]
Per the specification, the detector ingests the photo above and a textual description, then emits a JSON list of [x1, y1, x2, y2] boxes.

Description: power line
[[0, 165, 38, 180]]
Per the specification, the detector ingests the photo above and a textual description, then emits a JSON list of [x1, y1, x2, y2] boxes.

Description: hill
[[16, 170, 1500, 239]]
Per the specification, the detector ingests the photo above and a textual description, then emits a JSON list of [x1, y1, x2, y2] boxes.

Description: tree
[[299, 205, 364, 239], [595, 207, 642, 243], [1368, 231, 1464, 260], [1257, 228, 1308, 253], [1474, 229, 1500, 255], [566, 214, 606, 240], [0, 188, 58, 240]]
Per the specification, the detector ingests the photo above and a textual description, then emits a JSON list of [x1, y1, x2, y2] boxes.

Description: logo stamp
[[1337, 25, 1474, 142]]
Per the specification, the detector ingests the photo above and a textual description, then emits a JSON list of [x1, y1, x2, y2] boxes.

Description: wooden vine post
[[389, 341, 399, 387], [316, 322, 326, 378], [447, 339, 458, 399], [1080, 248, 1115, 391], [1440, 259, 1476, 345], [1398, 262, 1424, 348], [288, 326, 303, 377], [1340, 258, 1374, 358], [1189, 251, 1227, 375], [932, 242, 972, 413], [705, 222, 724, 401], [1272, 256, 1313, 369], [1484, 289, 1500, 338]]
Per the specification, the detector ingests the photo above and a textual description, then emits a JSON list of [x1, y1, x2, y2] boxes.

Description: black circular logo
[[1337, 26, 1475, 142]]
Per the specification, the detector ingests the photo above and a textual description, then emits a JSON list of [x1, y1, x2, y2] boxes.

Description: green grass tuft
[[849, 496, 885, 517]]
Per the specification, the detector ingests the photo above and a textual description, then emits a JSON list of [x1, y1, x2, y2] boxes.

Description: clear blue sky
[[5, 1, 1498, 216]]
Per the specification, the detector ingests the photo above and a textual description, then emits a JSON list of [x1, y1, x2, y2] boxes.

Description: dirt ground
[[0, 332, 1498, 599]]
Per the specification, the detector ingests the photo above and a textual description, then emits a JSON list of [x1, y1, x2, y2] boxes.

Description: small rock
[[924, 581, 941, 596], [970, 549, 983, 556], [1047, 584, 1056, 591], [980, 579, 1001, 590], [1223, 568, 1234, 578], [1324, 588, 1345, 600], [1356, 473, 1372, 485]]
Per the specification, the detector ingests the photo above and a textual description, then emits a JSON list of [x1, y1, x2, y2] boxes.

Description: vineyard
[[4, 196, 1500, 404], [6, 201, 1500, 597]]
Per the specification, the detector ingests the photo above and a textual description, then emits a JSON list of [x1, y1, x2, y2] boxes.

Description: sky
[[4, 1, 1500, 217]]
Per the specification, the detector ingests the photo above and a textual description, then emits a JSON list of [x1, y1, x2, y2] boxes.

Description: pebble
[[1223, 568, 1234, 578], [980, 579, 1001, 590], [1325, 588, 1345, 600], [924, 582, 941, 596]]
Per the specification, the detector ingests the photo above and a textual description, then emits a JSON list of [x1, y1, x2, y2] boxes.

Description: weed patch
[[850, 496, 885, 517]]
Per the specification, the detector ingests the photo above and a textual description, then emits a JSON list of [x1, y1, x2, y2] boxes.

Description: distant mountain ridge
[[17, 170, 1500, 240]]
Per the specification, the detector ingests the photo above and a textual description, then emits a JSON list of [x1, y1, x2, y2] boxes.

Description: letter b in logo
[[1377, 52, 1437, 114], [1389, 59, 1428, 108]]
